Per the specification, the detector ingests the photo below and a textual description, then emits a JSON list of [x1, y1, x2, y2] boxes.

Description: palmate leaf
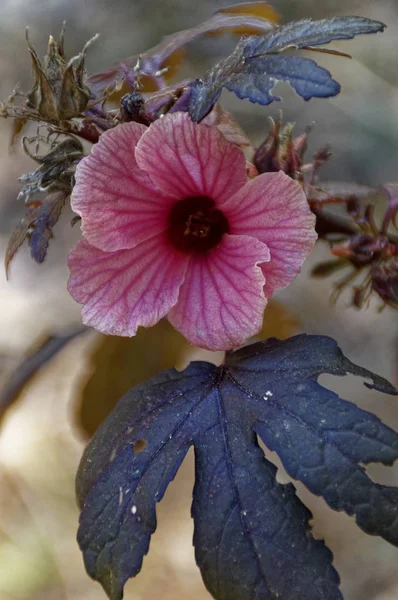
[[77, 335, 398, 600], [76, 301, 296, 438], [189, 16, 385, 121]]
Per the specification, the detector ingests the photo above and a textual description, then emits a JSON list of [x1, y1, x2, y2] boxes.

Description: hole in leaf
[[132, 439, 148, 454]]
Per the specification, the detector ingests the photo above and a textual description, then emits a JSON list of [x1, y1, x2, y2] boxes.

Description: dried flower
[[18, 134, 84, 201], [25, 24, 95, 121], [5, 133, 84, 276], [1, 24, 97, 125], [313, 189, 398, 309], [67, 112, 316, 350]]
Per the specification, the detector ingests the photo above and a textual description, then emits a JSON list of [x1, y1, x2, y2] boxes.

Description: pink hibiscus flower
[[67, 112, 316, 350]]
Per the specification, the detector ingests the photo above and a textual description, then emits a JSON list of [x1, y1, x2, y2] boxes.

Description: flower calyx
[[25, 24, 96, 122], [1, 24, 98, 126], [254, 117, 331, 183]]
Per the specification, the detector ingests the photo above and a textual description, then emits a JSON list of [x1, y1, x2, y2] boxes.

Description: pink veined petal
[[72, 122, 176, 253], [67, 234, 189, 336], [135, 112, 247, 203], [168, 234, 270, 351], [222, 171, 317, 298]]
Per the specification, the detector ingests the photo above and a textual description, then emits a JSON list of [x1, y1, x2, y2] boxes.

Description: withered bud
[[25, 23, 98, 122], [18, 134, 84, 202], [371, 255, 398, 309], [254, 118, 307, 178], [312, 192, 398, 310], [120, 91, 146, 123]]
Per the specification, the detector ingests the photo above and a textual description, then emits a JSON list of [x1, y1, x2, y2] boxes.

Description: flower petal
[[168, 234, 270, 350], [67, 235, 189, 336], [223, 171, 317, 297], [135, 112, 247, 202], [72, 122, 175, 252]]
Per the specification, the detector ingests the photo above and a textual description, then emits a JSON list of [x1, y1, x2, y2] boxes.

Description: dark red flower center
[[167, 196, 229, 253]]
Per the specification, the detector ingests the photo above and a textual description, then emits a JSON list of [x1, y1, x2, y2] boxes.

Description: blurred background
[[0, 0, 397, 599]]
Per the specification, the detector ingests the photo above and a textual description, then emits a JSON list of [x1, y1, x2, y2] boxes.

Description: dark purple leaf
[[243, 16, 385, 56], [76, 364, 213, 600], [225, 55, 340, 104], [5, 191, 68, 277], [228, 337, 398, 545], [87, 5, 277, 97], [28, 195, 65, 262], [191, 376, 342, 600], [189, 16, 385, 121], [77, 335, 398, 600], [189, 82, 223, 122]]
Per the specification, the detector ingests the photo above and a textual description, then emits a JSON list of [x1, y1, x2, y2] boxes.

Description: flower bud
[[254, 118, 307, 178]]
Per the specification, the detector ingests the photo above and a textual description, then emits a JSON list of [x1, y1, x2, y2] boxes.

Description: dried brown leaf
[[75, 320, 190, 438]]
